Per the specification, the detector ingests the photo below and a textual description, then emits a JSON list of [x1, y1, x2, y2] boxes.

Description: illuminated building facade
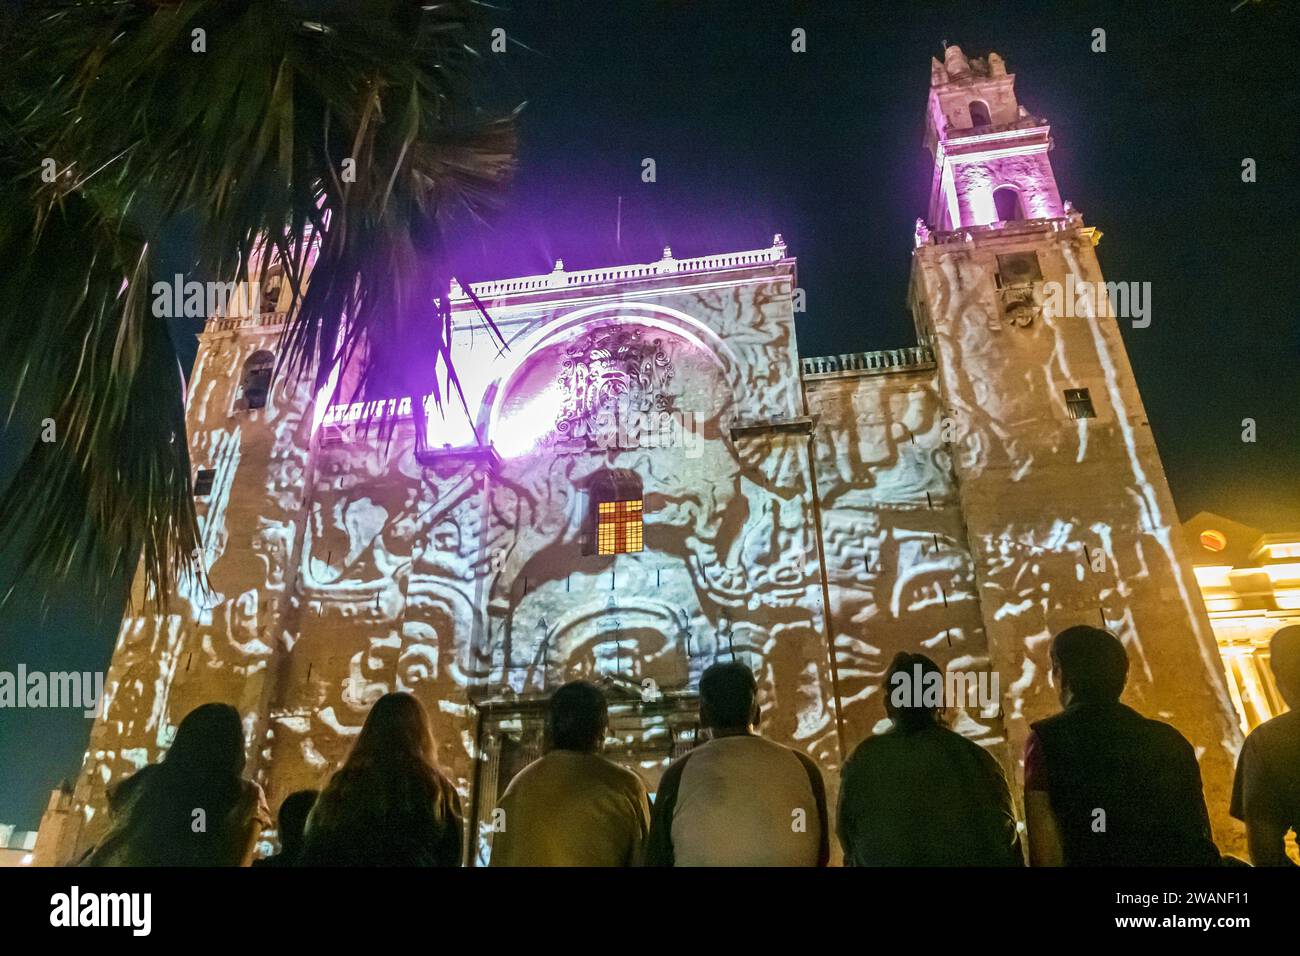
[[41, 46, 1245, 864], [1184, 511, 1300, 732]]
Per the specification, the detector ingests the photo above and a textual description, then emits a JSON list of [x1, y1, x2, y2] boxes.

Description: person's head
[[883, 652, 946, 730], [275, 789, 319, 852], [698, 661, 759, 733], [346, 692, 437, 771], [163, 702, 246, 779], [1050, 625, 1128, 706], [1268, 625, 1300, 708], [546, 681, 608, 753]]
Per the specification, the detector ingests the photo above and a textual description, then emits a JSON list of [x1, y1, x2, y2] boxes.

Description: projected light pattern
[[50, 50, 1247, 864], [69, 255, 1015, 867]]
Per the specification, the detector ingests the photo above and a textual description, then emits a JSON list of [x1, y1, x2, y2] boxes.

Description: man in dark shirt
[[1024, 625, 1220, 867], [838, 652, 1021, 866], [1230, 625, 1300, 866]]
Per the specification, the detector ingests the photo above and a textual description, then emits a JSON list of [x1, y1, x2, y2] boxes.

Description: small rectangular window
[[1065, 388, 1095, 420], [194, 468, 216, 497], [597, 499, 643, 555], [994, 251, 1042, 289]]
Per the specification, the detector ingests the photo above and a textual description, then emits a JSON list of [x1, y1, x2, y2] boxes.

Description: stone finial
[[930, 56, 949, 86], [552, 258, 565, 272], [988, 51, 1007, 76], [914, 218, 931, 248], [944, 44, 971, 78], [662, 245, 673, 259], [772, 233, 787, 250]]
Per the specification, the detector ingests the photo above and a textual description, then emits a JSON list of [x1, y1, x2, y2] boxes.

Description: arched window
[[586, 469, 643, 555], [969, 100, 992, 127], [241, 350, 275, 410], [993, 186, 1024, 223]]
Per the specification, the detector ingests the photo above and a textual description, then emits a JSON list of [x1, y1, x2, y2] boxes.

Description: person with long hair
[[82, 702, 269, 866], [300, 691, 464, 866]]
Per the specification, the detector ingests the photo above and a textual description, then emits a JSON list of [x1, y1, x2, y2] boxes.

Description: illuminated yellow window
[[597, 499, 643, 555]]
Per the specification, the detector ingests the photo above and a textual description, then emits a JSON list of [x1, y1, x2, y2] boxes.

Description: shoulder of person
[[109, 762, 157, 804], [842, 731, 894, 768], [783, 741, 823, 775], [944, 726, 1000, 759], [658, 748, 697, 784], [1246, 709, 1300, 749], [500, 755, 546, 795], [1142, 714, 1197, 752], [603, 757, 650, 795], [1028, 708, 1070, 735]]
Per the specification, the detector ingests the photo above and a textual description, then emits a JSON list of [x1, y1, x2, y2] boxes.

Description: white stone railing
[[801, 345, 936, 378], [925, 216, 1075, 246], [449, 236, 790, 302], [947, 114, 1049, 139], [204, 236, 792, 331], [206, 310, 287, 333]]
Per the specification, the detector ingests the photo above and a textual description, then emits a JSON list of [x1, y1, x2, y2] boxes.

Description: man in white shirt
[[644, 661, 828, 866]]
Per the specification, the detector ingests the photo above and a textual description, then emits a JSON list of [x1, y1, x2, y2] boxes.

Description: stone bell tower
[[923, 45, 1064, 231], [909, 46, 1243, 850]]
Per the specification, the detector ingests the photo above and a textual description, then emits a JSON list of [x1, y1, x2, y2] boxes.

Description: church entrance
[[465, 688, 700, 865]]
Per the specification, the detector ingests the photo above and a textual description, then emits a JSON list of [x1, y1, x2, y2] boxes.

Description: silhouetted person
[[83, 702, 270, 866], [838, 652, 1021, 866], [253, 789, 318, 868], [1231, 625, 1300, 866], [1024, 626, 1220, 866], [490, 680, 650, 866], [644, 661, 828, 866], [301, 692, 463, 866]]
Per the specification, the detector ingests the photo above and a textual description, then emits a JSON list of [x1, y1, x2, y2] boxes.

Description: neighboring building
[[0, 824, 37, 867], [1183, 512, 1300, 732], [38, 45, 1244, 865]]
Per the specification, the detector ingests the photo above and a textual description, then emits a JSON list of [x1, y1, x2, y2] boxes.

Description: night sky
[[2, 0, 1297, 829]]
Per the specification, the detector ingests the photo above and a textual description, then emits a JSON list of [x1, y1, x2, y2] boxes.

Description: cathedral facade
[[45, 47, 1243, 864]]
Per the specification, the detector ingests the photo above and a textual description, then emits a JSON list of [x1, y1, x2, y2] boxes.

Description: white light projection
[[911, 223, 1242, 847], [56, 62, 1245, 864]]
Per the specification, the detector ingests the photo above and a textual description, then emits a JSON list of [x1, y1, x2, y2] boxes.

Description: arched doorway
[[993, 185, 1025, 223]]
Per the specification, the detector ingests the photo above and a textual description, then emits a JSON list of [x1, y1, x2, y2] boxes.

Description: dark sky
[[2, 0, 1298, 829]]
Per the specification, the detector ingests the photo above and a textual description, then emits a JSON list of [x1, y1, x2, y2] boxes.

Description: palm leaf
[[0, 0, 517, 604]]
